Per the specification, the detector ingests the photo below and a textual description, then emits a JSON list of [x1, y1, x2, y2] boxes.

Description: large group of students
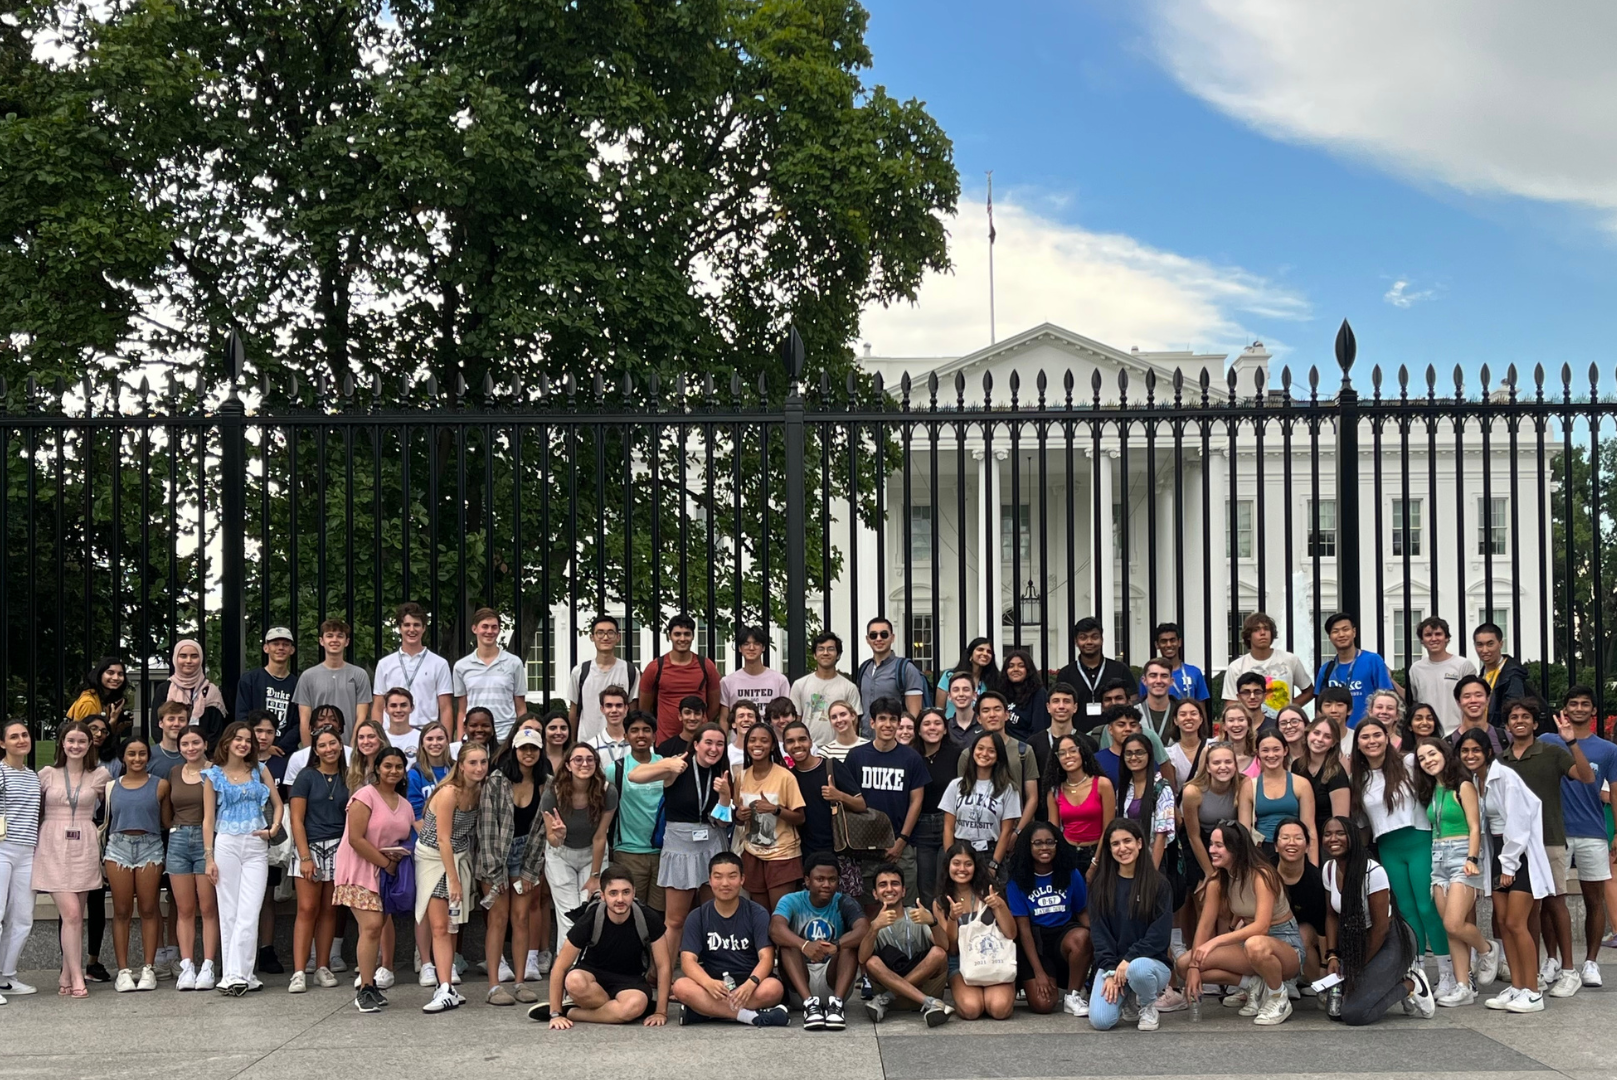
[[0, 600, 1611, 1034]]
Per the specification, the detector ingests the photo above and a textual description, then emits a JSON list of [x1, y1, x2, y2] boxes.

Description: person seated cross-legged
[[769, 852, 870, 1030], [858, 861, 953, 1026], [671, 852, 790, 1027], [530, 866, 672, 1028]]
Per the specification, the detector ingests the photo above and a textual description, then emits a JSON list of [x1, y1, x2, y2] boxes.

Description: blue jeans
[[1088, 958, 1172, 1030]]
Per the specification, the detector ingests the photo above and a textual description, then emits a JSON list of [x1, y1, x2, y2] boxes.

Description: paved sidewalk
[[4, 964, 1616, 1080]]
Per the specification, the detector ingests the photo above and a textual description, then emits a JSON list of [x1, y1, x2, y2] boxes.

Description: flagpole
[[987, 171, 996, 345]]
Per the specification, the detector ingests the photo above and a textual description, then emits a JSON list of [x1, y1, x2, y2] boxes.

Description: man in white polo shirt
[[372, 602, 455, 729], [453, 606, 528, 742]]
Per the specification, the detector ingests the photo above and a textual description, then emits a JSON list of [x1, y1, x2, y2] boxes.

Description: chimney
[[1230, 340, 1271, 395], [862, 343, 872, 358]]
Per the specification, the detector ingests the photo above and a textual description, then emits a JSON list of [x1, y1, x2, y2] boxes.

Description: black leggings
[[1341, 917, 1416, 1026]]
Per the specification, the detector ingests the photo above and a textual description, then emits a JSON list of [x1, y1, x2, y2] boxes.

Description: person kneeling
[[1088, 820, 1175, 1032], [769, 852, 870, 1030], [859, 863, 953, 1026], [670, 852, 790, 1026], [1006, 822, 1093, 1016], [532, 866, 672, 1028]]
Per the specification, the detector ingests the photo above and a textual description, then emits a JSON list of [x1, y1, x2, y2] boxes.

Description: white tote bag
[[957, 910, 1018, 987]]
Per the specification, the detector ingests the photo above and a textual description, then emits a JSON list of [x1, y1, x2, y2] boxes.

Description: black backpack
[[571, 659, 641, 706], [584, 898, 655, 970]]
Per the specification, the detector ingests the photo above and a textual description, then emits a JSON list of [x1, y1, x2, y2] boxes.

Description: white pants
[[0, 841, 34, 977], [214, 833, 269, 984], [544, 845, 595, 944]]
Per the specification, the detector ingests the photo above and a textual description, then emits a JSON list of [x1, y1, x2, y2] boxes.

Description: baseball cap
[[264, 627, 295, 644], [512, 728, 544, 749]]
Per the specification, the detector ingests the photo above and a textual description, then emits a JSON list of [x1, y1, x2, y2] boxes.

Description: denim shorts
[[166, 824, 208, 875], [507, 833, 529, 880], [1430, 836, 1485, 889], [106, 831, 165, 870], [1269, 916, 1306, 971]]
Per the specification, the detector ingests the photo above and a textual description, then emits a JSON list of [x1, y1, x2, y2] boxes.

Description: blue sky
[[858, 1, 1617, 380]]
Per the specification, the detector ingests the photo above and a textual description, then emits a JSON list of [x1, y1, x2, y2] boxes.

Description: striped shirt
[[452, 649, 527, 742], [0, 763, 43, 847]]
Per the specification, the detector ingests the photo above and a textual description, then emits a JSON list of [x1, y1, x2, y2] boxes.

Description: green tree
[[1551, 438, 1617, 695]]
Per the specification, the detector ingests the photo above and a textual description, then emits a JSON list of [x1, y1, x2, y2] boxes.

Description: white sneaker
[[1485, 986, 1521, 1010], [1539, 957, 1562, 990], [376, 967, 395, 990], [1497, 956, 1511, 984], [1239, 982, 1268, 1017], [535, 950, 554, 977], [115, 968, 136, 993], [1225, 975, 1259, 1009], [450, 965, 462, 986], [1506, 988, 1546, 1013], [1406, 968, 1436, 1018], [1434, 973, 1458, 1001], [327, 952, 348, 974], [1153, 986, 1188, 1012], [1284, 978, 1301, 1000], [194, 961, 216, 991], [420, 962, 438, 988], [422, 984, 458, 1014], [1476, 943, 1501, 987], [498, 957, 515, 983], [247, 974, 263, 992], [1253, 990, 1292, 1026], [1061, 989, 1088, 1016], [413, 947, 422, 974], [137, 965, 157, 991], [524, 951, 542, 981], [0, 978, 36, 996], [175, 960, 197, 992], [1436, 984, 1476, 1007], [1137, 1002, 1160, 1031], [1549, 969, 1582, 998], [288, 971, 307, 994], [1582, 960, 1603, 987], [314, 966, 339, 989]]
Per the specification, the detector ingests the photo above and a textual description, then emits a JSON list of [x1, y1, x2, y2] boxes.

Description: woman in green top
[[1413, 736, 1496, 1006]]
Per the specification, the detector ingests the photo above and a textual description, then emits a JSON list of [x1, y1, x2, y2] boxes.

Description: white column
[[1208, 450, 1229, 673], [1184, 458, 1207, 665], [1157, 480, 1176, 623], [974, 449, 989, 642], [1097, 449, 1116, 643], [990, 450, 1008, 658]]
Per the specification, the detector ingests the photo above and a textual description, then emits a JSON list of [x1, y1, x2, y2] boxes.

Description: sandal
[[70, 986, 89, 998]]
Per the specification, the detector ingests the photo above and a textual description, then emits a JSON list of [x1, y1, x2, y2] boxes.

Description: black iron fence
[[3, 323, 1615, 735]]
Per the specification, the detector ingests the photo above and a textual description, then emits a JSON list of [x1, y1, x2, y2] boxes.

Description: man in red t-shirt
[[639, 614, 721, 741]]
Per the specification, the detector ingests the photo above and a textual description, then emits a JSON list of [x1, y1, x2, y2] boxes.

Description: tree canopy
[[2, 0, 958, 394]]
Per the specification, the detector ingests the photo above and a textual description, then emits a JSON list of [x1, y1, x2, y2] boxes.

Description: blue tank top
[[108, 773, 162, 834], [1253, 771, 1299, 841]]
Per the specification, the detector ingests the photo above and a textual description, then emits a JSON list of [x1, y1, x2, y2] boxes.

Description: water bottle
[[1188, 992, 1201, 1023], [722, 971, 737, 993]]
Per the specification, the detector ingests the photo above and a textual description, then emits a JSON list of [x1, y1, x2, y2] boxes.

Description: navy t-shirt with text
[[1006, 868, 1088, 928], [844, 742, 930, 835]]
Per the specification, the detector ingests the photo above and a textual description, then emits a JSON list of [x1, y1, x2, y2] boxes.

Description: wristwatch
[[747, 974, 761, 987], [897, 833, 911, 844]]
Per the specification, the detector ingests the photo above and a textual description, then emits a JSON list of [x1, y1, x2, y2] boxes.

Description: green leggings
[[1376, 826, 1449, 955]]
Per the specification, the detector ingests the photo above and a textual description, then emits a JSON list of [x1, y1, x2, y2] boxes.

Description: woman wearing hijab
[[150, 641, 229, 749]]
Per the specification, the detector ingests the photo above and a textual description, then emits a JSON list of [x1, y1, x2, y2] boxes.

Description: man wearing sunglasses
[[855, 616, 928, 729]]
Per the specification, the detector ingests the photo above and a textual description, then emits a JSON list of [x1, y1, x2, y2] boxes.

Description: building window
[[1308, 499, 1336, 558], [693, 620, 727, 675], [1228, 607, 1254, 659], [1391, 609, 1424, 670], [527, 620, 556, 697], [907, 614, 935, 673], [909, 505, 934, 564], [1392, 499, 1422, 558], [1000, 503, 1031, 564], [1478, 608, 1509, 635], [1477, 497, 1508, 555], [1226, 501, 1253, 559], [613, 617, 642, 665]]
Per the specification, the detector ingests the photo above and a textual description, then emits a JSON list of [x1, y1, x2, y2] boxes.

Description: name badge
[[1086, 702, 1102, 717], [691, 828, 710, 841], [65, 829, 82, 841]]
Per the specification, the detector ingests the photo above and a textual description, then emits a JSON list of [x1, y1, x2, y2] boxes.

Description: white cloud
[[1146, 1, 1617, 213], [860, 197, 1308, 357], [1383, 280, 1435, 308]]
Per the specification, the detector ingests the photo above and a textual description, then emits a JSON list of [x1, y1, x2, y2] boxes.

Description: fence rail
[[3, 322, 1614, 736]]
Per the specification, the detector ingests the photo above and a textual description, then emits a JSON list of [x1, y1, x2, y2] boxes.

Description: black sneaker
[[354, 985, 383, 1013], [824, 996, 846, 1031], [257, 947, 284, 975], [679, 1004, 711, 1025], [802, 995, 826, 1030], [751, 1005, 791, 1027], [85, 963, 111, 983], [860, 975, 873, 1000], [528, 1003, 552, 1023]]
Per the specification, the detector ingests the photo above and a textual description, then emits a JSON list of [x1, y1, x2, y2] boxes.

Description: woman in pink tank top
[[1045, 734, 1114, 873]]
